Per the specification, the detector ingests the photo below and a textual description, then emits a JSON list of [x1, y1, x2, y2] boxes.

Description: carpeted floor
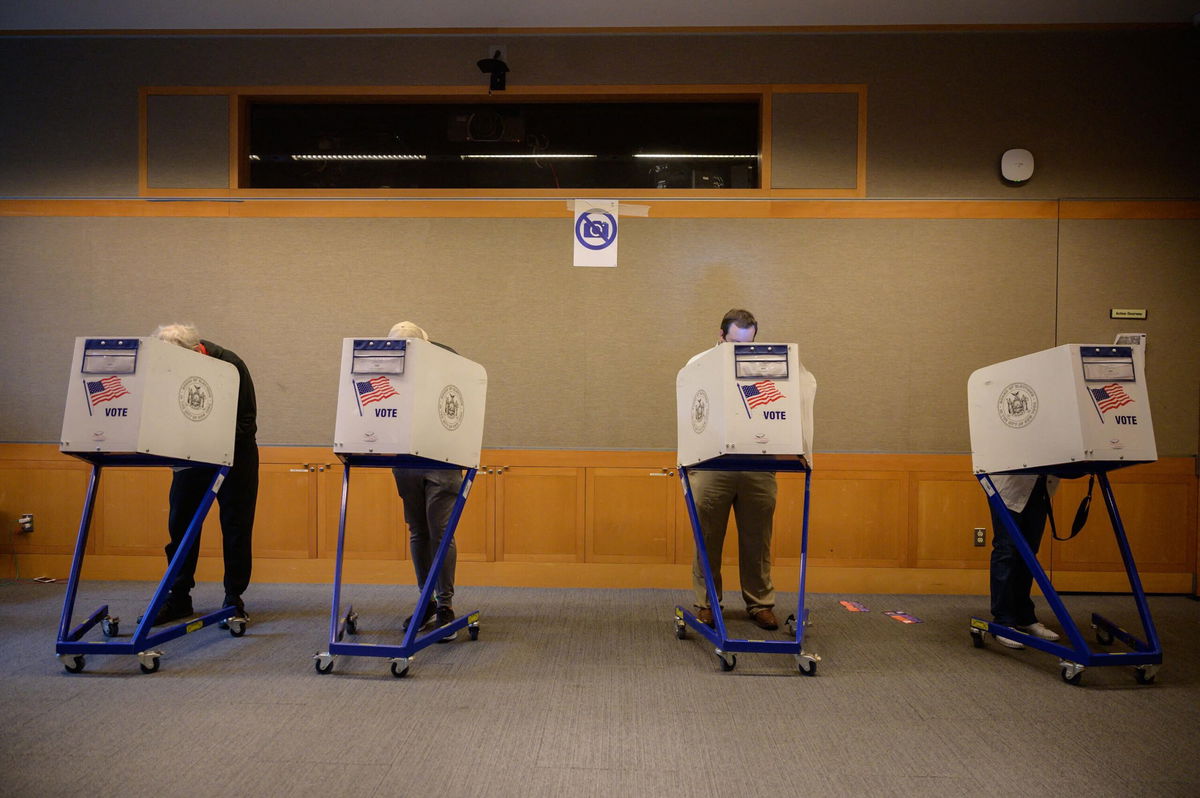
[[1, 579, 1197, 797]]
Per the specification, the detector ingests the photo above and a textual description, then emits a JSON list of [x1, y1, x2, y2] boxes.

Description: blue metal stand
[[971, 471, 1162, 685], [314, 455, 480, 677], [673, 455, 818, 675], [55, 455, 242, 674]]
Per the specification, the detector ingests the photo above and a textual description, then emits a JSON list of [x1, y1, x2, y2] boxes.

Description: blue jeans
[[989, 476, 1049, 627]]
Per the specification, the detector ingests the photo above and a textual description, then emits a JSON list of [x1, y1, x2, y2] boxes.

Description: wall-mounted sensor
[[1001, 148, 1034, 184]]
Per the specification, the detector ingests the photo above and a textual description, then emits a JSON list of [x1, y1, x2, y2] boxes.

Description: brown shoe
[[696, 608, 715, 627], [750, 608, 779, 630]]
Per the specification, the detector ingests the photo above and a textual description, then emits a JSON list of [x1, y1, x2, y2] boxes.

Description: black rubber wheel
[[1095, 627, 1114, 646], [971, 630, 986, 649], [228, 621, 246, 638], [345, 617, 358, 636], [798, 659, 817, 677], [101, 618, 118, 637], [468, 625, 479, 641], [315, 659, 334, 675], [674, 621, 687, 640], [718, 653, 736, 672], [63, 655, 85, 674], [139, 658, 160, 674], [1134, 668, 1156, 685], [390, 661, 410, 678], [1060, 667, 1082, 686]]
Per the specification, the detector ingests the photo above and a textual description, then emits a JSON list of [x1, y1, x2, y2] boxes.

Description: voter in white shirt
[[988, 474, 1062, 648]]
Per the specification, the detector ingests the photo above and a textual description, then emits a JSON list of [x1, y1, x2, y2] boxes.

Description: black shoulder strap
[[1049, 474, 1094, 542]]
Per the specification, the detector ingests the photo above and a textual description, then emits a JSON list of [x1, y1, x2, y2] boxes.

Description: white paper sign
[[573, 200, 618, 268]]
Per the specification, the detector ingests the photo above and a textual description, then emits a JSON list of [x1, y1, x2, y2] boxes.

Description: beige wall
[[0, 29, 1197, 454]]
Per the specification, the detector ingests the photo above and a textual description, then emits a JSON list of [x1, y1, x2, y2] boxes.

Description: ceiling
[[2, 0, 1196, 33]]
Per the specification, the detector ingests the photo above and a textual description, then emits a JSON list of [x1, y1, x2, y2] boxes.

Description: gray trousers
[[689, 470, 777, 613], [391, 468, 463, 608]]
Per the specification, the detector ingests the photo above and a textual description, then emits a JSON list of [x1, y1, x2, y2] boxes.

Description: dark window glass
[[246, 101, 759, 189]]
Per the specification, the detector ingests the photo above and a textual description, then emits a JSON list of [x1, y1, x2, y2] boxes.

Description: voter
[[690, 309, 780, 631], [387, 321, 462, 639], [987, 475, 1061, 648], [152, 323, 259, 624]]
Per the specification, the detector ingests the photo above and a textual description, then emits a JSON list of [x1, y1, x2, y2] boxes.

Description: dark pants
[[166, 440, 258, 599], [392, 468, 463, 608], [989, 475, 1049, 627]]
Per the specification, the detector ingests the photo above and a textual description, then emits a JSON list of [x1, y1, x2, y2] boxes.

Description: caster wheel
[[468, 625, 480, 641], [717, 652, 736, 672], [139, 658, 161, 674], [345, 614, 358, 636], [971, 629, 986, 649], [674, 619, 687, 640], [1134, 668, 1156, 685], [1094, 626, 1114, 646], [227, 619, 246, 638], [390, 661, 410, 678], [797, 658, 817, 677], [101, 617, 119, 637], [62, 654, 85, 674], [314, 657, 334, 675], [1060, 667, 1082, 685]]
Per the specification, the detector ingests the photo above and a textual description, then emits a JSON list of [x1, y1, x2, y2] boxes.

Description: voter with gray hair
[[388, 320, 462, 639], [151, 323, 259, 624]]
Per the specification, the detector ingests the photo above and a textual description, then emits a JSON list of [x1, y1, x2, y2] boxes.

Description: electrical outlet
[[487, 44, 507, 63], [18, 513, 34, 534], [973, 527, 986, 547]]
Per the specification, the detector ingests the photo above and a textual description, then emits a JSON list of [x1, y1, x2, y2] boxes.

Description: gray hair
[[387, 321, 429, 341], [153, 323, 201, 350]]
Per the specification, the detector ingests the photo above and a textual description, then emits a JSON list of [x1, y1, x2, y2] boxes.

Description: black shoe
[[434, 605, 457, 643], [223, 594, 247, 619], [403, 601, 437, 632], [149, 594, 193, 626]]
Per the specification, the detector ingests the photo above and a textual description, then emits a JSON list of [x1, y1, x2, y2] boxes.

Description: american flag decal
[[86, 376, 130, 406], [355, 376, 398, 406], [741, 380, 785, 409], [1090, 383, 1134, 414]]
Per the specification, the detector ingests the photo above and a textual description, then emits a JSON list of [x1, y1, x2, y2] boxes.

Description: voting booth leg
[[315, 465, 481, 678], [56, 465, 242, 674], [672, 466, 818, 676], [969, 472, 1162, 685]]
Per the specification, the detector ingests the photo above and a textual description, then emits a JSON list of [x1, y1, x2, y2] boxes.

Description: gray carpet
[[1, 579, 1198, 797]]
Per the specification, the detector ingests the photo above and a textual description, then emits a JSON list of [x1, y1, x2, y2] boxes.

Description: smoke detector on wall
[[1000, 148, 1035, 184]]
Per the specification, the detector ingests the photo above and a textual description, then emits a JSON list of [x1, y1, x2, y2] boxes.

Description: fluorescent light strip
[[459, 154, 596, 160], [634, 154, 758, 159], [289, 154, 427, 161]]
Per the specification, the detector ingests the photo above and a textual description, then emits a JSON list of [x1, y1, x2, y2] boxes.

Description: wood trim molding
[[9, 198, 1195, 220]]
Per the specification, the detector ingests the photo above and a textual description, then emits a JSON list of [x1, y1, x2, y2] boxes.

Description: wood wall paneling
[[2, 445, 1194, 593], [494, 466, 586, 562], [585, 466, 677, 564], [316, 464, 406, 560]]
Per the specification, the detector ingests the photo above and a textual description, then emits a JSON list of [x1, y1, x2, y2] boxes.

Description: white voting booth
[[672, 342, 820, 675], [965, 341, 1161, 685], [333, 338, 486, 468], [56, 336, 245, 675], [61, 336, 238, 465], [676, 343, 816, 467], [318, 337, 487, 678], [968, 344, 1155, 476]]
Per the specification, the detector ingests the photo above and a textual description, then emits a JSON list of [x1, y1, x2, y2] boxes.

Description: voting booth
[[56, 337, 246, 675], [671, 343, 819, 675], [966, 342, 1161, 685], [676, 342, 815, 468], [316, 338, 487, 678], [333, 337, 486, 467], [968, 344, 1156, 477], [61, 336, 238, 465]]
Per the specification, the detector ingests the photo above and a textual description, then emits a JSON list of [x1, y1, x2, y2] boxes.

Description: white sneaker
[[1017, 622, 1060, 641], [993, 634, 1024, 649]]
